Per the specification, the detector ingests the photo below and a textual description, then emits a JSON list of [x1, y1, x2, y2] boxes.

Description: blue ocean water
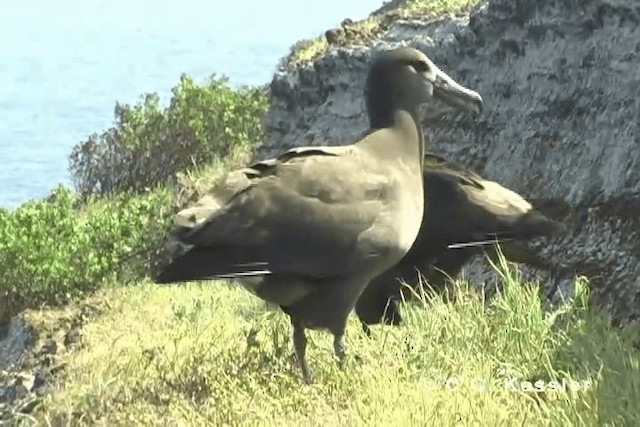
[[0, 0, 382, 208]]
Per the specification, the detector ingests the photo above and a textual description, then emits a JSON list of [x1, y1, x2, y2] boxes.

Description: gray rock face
[[260, 0, 640, 322], [0, 304, 96, 422]]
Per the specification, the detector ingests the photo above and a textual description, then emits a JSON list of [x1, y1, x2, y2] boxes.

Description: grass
[[23, 257, 640, 426], [404, 0, 483, 16], [172, 141, 255, 210], [289, 0, 486, 66]]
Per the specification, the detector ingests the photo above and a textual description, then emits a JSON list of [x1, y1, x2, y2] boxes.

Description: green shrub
[[68, 75, 269, 197], [1, 74, 268, 321], [0, 185, 173, 321]]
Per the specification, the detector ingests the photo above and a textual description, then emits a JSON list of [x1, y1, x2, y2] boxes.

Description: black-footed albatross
[[155, 47, 483, 383], [355, 152, 565, 331]]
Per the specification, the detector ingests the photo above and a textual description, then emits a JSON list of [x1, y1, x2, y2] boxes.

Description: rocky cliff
[[259, 0, 640, 322]]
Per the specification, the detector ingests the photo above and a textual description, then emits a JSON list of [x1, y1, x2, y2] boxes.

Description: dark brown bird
[[155, 47, 483, 383], [355, 152, 565, 332]]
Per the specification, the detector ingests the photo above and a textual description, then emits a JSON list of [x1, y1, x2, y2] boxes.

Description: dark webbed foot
[[291, 317, 314, 384]]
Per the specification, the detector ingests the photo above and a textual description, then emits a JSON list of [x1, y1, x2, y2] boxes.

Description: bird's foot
[[292, 318, 315, 384], [301, 367, 315, 385]]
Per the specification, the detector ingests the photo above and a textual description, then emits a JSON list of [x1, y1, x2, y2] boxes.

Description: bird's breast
[[366, 167, 425, 263], [391, 187, 424, 254]]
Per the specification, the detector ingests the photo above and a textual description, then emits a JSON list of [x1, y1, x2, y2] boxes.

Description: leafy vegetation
[[0, 185, 173, 322], [29, 261, 640, 425], [68, 74, 268, 197], [0, 75, 268, 323]]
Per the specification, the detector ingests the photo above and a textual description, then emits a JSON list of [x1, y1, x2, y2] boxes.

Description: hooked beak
[[428, 65, 483, 115]]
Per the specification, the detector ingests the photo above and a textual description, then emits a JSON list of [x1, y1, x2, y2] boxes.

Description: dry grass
[[289, 0, 486, 66], [404, 0, 483, 17], [24, 257, 640, 426], [172, 141, 255, 211]]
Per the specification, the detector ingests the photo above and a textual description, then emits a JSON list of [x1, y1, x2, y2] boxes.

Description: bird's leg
[[333, 332, 346, 369], [291, 317, 313, 384], [545, 273, 562, 301], [545, 262, 574, 301], [385, 299, 402, 326], [361, 322, 372, 338]]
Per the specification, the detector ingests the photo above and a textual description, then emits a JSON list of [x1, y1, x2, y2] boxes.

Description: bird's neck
[[368, 108, 425, 169]]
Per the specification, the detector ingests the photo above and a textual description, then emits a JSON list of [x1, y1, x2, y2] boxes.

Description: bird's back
[[158, 139, 424, 285]]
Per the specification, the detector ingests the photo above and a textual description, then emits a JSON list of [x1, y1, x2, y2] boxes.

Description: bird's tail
[[447, 210, 564, 250], [155, 246, 270, 284]]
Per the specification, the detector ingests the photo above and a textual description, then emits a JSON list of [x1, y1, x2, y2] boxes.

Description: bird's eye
[[410, 61, 428, 73]]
